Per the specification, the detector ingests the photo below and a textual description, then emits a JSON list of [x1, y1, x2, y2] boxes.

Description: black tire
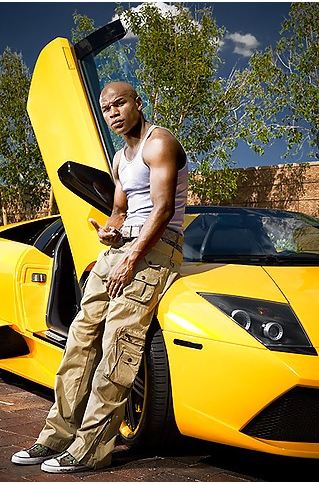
[[119, 321, 180, 450]]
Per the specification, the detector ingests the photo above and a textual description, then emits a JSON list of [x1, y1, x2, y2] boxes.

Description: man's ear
[[135, 95, 143, 112]]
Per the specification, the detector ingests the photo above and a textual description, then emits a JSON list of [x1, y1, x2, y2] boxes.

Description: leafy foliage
[[71, 12, 140, 151], [73, 5, 317, 203], [73, 6, 249, 202], [249, 2, 319, 160], [0, 48, 49, 223], [117, 3, 287, 202], [71, 11, 96, 43]]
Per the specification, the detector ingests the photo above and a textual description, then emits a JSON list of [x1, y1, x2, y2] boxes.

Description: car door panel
[[28, 38, 113, 279]]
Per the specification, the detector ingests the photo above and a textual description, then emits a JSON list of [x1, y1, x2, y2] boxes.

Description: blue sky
[[0, 1, 312, 168]]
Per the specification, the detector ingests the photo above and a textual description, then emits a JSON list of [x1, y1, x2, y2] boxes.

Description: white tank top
[[118, 124, 188, 234]]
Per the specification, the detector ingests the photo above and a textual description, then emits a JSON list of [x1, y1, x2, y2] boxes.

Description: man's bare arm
[[89, 152, 127, 245]]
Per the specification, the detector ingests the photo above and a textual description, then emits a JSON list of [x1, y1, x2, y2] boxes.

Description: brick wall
[[201, 161, 319, 217], [2, 162, 319, 226]]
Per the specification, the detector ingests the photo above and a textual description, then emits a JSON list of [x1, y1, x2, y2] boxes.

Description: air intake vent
[[0, 327, 29, 358], [242, 386, 319, 442]]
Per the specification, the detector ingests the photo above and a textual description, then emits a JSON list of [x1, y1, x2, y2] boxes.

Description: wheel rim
[[120, 354, 148, 439]]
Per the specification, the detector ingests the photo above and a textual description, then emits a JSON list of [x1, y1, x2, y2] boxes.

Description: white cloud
[[113, 2, 183, 39], [227, 32, 260, 48], [152, 2, 180, 16], [225, 32, 260, 57]]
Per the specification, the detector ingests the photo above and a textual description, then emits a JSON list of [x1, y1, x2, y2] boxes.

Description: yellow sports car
[[1, 19, 319, 459]]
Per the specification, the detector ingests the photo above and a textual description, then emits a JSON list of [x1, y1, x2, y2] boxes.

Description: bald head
[[99, 81, 144, 135], [100, 81, 138, 103]]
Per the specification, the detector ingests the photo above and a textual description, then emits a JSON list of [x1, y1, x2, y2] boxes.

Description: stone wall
[[190, 161, 319, 217]]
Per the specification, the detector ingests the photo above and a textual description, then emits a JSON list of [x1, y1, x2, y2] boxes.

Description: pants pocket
[[92, 250, 109, 279], [123, 267, 159, 304], [104, 332, 144, 388]]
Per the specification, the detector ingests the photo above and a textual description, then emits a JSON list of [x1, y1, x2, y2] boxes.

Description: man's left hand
[[106, 257, 135, 298]]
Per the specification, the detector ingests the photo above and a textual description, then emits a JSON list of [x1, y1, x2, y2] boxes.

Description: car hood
[[263, 265, 319, 347], [158, 262, 319, 348]]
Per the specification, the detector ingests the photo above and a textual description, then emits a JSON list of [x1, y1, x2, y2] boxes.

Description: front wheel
[[120, 323, 179, 450]]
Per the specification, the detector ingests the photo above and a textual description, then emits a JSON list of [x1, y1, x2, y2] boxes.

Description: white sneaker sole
[[41, 462, 90, 473], [11, 453, 60, 465]]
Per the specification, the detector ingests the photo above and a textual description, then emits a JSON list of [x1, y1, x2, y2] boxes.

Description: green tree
[[71, 12, 139, 151], [0, 48, 49, 224], [72, 7, 244, 203], [74, 4, 315, 204], [120, 4, 237, 203], [71, 11, 96, 43], [118, 3, 284, 203], [71, 11, 134, 86], [249, 2, 319, 160]]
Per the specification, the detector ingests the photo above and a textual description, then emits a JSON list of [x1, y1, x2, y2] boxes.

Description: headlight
[[198, 293, 316, 356]]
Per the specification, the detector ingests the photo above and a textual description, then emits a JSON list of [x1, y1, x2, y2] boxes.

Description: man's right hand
[[89, 218, 122, 246]]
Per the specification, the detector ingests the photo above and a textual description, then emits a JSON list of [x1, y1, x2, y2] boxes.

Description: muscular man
[[12, 81, 188, 473]]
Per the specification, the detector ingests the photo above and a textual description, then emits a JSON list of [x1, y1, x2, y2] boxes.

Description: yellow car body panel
[[17, 250, 53, 334], [164, 332, 319, 458], [1, 335, 62, 389], [27, 38, 111, 279], [158, 263, 285, 344], [0, 239, 25, 326], [0, 234, 59, 387], [263, 266, 319, 346], [157, 263, 319, 457], [0, 240, 52, 334]]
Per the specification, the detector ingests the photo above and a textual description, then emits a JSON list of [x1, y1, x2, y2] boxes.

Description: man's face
[[99, 85, 142, 136]]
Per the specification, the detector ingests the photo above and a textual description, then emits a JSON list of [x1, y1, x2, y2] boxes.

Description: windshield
[[183, 208, 319, 264]]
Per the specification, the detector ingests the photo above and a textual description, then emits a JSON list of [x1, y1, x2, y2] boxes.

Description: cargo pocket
[[105, 342, 142, 388], [123, 268, 160, 304], [92, 251, 109, 279]]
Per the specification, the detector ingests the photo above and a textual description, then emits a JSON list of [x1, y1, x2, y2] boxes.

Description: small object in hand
[[89, 219, 122, 245], [106, 226, 121, 237]]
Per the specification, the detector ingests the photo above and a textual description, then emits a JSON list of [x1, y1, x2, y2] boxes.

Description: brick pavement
[[0, 370, 318, 482]]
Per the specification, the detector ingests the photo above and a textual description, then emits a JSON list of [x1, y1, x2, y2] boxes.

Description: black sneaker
[[41, 451, 90, 473], [11, 443, 59, 465]]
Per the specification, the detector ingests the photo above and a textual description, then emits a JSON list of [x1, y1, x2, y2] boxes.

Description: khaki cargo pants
[[37, 236, 183, 469]]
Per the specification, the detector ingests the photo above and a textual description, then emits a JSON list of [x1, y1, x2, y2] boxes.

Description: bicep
[[148, 146, 179, 210], [113, 179, 128, 213], [112, 152, 127, 213]]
